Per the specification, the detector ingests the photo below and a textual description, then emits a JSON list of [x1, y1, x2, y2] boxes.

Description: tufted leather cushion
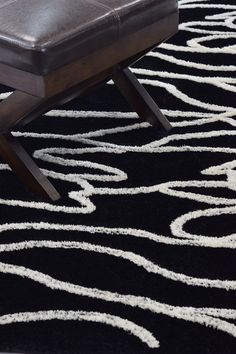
[[0, 0, 178, 75]]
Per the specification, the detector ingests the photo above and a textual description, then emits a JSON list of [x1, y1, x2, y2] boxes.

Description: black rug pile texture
[[0, 0, 235, 353]]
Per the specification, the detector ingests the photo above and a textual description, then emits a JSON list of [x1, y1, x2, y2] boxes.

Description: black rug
[[0, 0, 236, 353]]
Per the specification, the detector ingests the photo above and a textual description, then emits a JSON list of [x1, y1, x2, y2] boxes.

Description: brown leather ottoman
[[0, 0, 178, 200]]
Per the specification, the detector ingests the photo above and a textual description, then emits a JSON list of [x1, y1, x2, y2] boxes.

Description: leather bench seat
[[0, 0, 177, 75]]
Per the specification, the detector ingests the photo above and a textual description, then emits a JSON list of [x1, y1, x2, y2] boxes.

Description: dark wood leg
[[0, 64, 172, 200], [0, 133, 60, 201], [0, 76, 117, 200], [112, 67, 172, 131]]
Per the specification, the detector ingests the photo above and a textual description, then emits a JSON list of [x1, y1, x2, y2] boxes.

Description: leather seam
[[87, 0, 121, 39]]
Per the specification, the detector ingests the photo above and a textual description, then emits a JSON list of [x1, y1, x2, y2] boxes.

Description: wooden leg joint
[[0, 64, 172, 200], [113, 67, 172, 131]]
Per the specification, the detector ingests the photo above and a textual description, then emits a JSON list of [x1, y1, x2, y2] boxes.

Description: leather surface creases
[[0, 0, 178, 74]]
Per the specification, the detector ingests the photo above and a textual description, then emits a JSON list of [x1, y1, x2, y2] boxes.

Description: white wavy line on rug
[[4, 104, 234, 124], [202, 160, 236, 177], [137, 79, 235, 112], [44, 108, 236, 128], [132, 68, 236, 93], [46, 110, 139, 119], [0, 166, 97, 213], [179, 21, 236, 35], [44, 109, 236, 123], [206, 10, 236, 21], [0, 260, 236, 339], [156, 6, 236, 59], [0, 310, 159, 349], [108, 79, 235, 112], [9, 127, 236, 176], [187, 34, 236, 52], [12, 129, 236, 154], [149, 51, 236, 70], [144, 130, 236, 148], [0, 168, 235, 215], [180, 4, 236, 10], [172, 116, 236, 127], [13, 121, 147, 143], [0, 238, 235, 290], [178, 0, 209, 5], [157, 42, 236, 54], [93, 180, 236, 205], [171, 206, 236, 240], [202, 159, 236, 192], [0, 129, 236, 213], [0, 165, 122, 214], [0, 216, 235, 249], [48, 130, 236, 154]]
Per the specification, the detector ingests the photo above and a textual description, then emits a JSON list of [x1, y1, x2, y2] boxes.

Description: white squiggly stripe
[[0, 261, 236, 339], [0, 310, 159, 348]]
